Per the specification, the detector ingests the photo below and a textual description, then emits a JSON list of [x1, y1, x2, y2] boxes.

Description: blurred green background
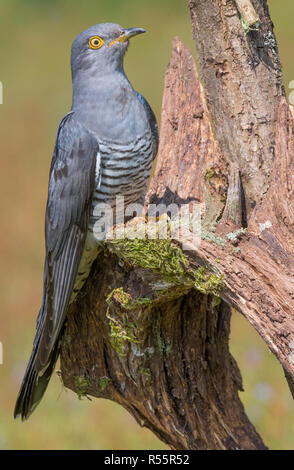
[[0, 0, 293, 450]]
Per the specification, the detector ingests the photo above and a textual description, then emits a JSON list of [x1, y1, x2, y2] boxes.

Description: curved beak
[[108, 27, 146, 47], [122, 28, 146, 40]]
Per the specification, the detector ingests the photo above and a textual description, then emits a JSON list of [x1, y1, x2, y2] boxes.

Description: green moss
[[106, 288, 147, 356], [193, 267, 223, 296], [135, 297, 153, 306], [98, 376, 112, 392], [141, 368, 152, 386], [108, 238, 189, 285], [204, 168, 217, 182], [106, 287, 152, 310], [74, 376, 92, 401], [141, 368, 151, 377], [106, 287, 131, 308], [108, 237, 223, 298], [108, 319, 140, 356]]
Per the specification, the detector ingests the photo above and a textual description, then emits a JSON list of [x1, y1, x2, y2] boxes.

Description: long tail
[[14, 263, 61, 421], [14, 336, 61, 421]]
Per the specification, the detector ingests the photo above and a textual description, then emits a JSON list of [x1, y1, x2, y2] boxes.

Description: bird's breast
[[89, 130, 153, 232]]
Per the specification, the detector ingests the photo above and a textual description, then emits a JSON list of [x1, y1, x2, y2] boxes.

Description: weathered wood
[[61, 38, 267, 450], [235, 0, 260, 27], [60, 0, 293, 450], [61, 249, 266, 449], [188, 0, 284, 215]]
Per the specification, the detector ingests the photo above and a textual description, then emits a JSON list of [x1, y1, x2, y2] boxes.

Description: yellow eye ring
[[89, 36, 104, 50]]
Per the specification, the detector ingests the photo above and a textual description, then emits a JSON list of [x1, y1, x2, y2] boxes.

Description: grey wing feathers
[[14, 113, 99, 419], [136, 92, 159, 159], [41, 117, 98, 358]]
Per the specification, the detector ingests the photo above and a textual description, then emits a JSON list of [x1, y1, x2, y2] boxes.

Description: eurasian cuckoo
[[14, 23, 158, 420]]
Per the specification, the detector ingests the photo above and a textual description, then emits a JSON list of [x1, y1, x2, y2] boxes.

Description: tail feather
[[14, 339, 61, 421], [14, 261, 61, 421]]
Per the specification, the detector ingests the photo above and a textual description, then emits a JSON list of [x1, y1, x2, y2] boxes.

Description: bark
[[60, 0, 293, 450], [188, 0, 284, 214]]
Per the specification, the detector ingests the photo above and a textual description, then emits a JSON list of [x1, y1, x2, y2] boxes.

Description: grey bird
[[14, 23, 158, 420]]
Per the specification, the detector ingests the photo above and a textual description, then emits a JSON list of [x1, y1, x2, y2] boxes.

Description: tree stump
[[60, 0, 294, 449]]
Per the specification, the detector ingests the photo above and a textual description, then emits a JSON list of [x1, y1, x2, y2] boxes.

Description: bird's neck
[[71, 69, 144, 142], [72, 68, 131, 108]]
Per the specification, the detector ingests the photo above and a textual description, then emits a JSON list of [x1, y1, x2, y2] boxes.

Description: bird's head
[[71, 23, 146, 79]]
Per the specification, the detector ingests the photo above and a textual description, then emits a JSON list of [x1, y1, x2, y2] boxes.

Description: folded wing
[[14, 113, 99, 419]]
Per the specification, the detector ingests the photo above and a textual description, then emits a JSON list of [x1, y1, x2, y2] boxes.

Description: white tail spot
[[0, 342, 3, 364]]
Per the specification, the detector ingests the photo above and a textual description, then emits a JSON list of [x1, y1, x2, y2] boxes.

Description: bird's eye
[[89, 36, 104, 49]]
